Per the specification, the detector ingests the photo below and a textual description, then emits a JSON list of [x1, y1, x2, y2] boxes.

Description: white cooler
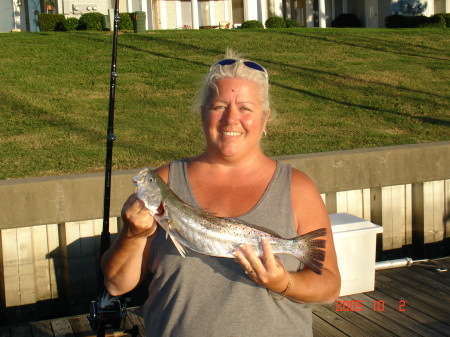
[[330, 213, 383, 296]]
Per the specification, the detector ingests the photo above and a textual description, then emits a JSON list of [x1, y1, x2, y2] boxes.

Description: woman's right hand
[[121, 193, 158, 238]]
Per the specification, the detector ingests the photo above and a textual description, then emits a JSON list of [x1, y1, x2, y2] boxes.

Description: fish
[[133, 167, 327, 275]]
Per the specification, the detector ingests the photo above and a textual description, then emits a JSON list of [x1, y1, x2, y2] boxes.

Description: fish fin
[[169, 235, 187, 257], [295, 228, 327, 275], [165, 224, 170, 240]]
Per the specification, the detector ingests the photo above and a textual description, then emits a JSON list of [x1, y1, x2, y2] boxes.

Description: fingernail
[[232, 252, 238, 257]]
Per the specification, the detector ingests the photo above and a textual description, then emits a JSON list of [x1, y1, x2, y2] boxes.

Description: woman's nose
[[224, 106, 239, 124]]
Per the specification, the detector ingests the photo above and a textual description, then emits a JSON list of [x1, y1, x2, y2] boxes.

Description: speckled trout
[[133, 167, 326, 274]]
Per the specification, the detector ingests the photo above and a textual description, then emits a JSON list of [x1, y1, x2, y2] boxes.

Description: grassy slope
[[0, 28, 449, 179]]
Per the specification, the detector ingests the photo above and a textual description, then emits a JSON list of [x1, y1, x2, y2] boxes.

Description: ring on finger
[[245, 269, 255, 275]]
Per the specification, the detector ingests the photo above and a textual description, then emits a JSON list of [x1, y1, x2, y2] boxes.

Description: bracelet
[[268, 272, 292, 301]]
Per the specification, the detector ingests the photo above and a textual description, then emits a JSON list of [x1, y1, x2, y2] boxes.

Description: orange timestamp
[[335, 300, 407, 312]]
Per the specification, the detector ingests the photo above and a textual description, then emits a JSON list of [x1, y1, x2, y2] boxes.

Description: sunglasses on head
[[212, 59, 267, 75]]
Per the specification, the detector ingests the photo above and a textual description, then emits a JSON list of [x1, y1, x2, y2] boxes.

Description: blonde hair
[[193, 48, 271, 119]]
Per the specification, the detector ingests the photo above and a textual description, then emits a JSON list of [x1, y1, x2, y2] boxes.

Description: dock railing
[[0, 141, 449, 324]]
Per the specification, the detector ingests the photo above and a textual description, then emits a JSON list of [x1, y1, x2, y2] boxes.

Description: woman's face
[[202, 78, 268, 161]]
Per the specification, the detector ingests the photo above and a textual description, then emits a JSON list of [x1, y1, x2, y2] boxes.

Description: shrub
[[285, 19, 302, 28], [62, 17, 80, 31], [78, 12, 104, 31], [422, 15, 446, 28], [434, 13, 450, 27], [240, 20, 264, 29], [265, 16, 286, 28], [332, 13, 362, 27], [385, 14, 404, 28], [424, 14, 447, 28], [119, 13, 134, 30], [385, 14, 447, 28], [38, 13, 65, 31]]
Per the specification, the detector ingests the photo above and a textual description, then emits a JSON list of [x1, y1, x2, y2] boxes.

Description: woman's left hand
[[233, 238, 290, 294]]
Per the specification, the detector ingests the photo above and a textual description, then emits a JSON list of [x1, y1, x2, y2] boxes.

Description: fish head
[[133, 167, 163, 215]]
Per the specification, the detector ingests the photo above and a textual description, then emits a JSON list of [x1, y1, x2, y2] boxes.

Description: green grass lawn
[[0, 28, 449, 179]]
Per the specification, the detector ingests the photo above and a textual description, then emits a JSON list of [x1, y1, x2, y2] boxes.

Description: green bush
[[62, 17, 80, 31], [240, 20, 264, 29], [265, 16, 286, 28], [423, 14, 447, 28], [285, 19, 302, 28], [385, 14, 405, 28], [332, 13, 362, 27], [430, 13, 450, 28], [385, 14, 446, 28], [78, 12, 104, 31], [38, 13, 65, 31], [434, 13, 450, 27], [119, 13, 134, 30]]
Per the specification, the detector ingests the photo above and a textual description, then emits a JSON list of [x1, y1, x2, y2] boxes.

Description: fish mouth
[[155, 202, 165, 216]]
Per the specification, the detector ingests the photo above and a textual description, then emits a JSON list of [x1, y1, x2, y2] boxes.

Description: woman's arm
[[101, 166, 169, 296], [233, 168, 341, 304]]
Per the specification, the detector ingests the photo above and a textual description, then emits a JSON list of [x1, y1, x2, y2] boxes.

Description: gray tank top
[[144, 159, 312, 337]]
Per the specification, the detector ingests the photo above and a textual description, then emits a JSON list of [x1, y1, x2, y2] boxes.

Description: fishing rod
[[88, 1, 138, 336]]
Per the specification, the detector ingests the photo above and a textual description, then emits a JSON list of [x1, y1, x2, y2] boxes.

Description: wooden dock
[[1, 257, 449, 337]]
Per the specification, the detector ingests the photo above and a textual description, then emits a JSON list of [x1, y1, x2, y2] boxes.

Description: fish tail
[[294, 228, 327, 275]]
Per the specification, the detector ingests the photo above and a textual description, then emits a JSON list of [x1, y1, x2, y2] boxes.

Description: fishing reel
[[88, 296, 138, 336]]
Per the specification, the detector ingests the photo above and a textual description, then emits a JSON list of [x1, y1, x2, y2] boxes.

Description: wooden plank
[[424, 181, 445, 244], [312, 327, 328, 337], [51, 318, 75, 337], [29, 321, 54, 337], [391, 185, 406, 249], [313, 304, 372, 336], [125, 311, 145, 337], [47, 224, 60, 299], [33, 225, 52, 301], [382, 186, 394, 251], [10, 325, 31, 337], [405, 184, 413, 247], [69, 316, 93, 337], [318, 299, 393, 336], [65, 221, 83, 300], [377, 269, 450, 317], [79, 220, 97, 300], [446, 180, 450, 256], [375, 272, 450, 323], [336, 190, 364, 218], [412, 260, 450, 284], [364, 284, 450, 336], [412, 182, 425, 258], [347, 293, 421, 337], [324, 192, 337, 214], [362, 188, 371, 220], [347, 190, 364, 218], [312, 313, 348, 337], [17, 227, 36, 305], [2, 229, 20, 307], [394, 266, 450, 297]]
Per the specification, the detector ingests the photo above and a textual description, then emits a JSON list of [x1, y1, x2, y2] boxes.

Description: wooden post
[[370, 187, 383, 260]]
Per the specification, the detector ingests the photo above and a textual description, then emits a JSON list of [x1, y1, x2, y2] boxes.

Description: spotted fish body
[[133, 167, 327, 274]]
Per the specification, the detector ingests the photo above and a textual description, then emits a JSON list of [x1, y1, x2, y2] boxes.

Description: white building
[[1, 0, 449, 32]]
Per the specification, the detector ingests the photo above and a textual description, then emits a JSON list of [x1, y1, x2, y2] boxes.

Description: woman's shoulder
[[155, 164, 170, 183], [289, 166, 318, 192]]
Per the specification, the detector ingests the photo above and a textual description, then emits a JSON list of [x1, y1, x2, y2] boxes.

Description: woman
[[101, 50, 340, 337]]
